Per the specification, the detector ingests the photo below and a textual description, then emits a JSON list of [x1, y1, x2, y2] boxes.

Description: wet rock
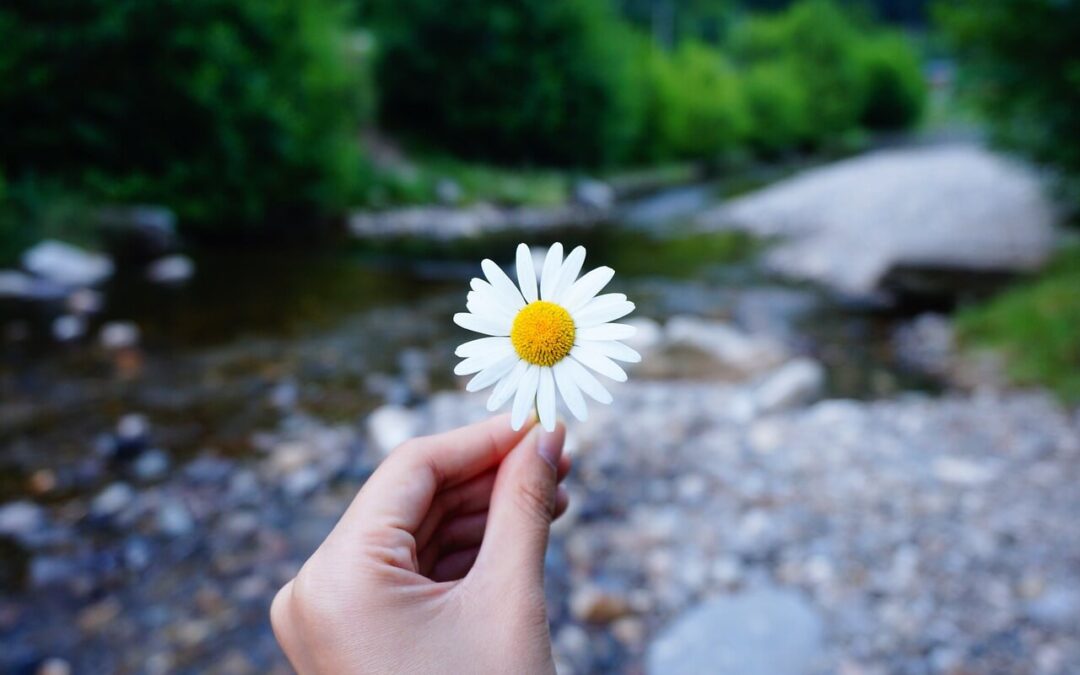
[[51, 314, 86, 342], [570, 583, 634, 624], [99, 321, 141, 351], [665, 317, 788, 375], [0, 501, 47, 544], [109, 414, 152, 460], [36, 657, 73, 675], [699, 143, 1058, 300], [22, 240, 114, 287], [66, 288, 104, 314], [146, 254, 194, 284], [931, 456, 997, 486], [0, 270, 66, 300], [132, 449, 170, 482], [90, 482, 135, 519], [752, 358, 825, 413], [573, 179, 615, 210], [646, 587, 825, 675], [156, 499, 194, 537], [367, 405, 419, 455], [96, 205, 177, 261]]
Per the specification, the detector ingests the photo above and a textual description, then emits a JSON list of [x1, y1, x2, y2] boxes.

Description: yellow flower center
[[510, 301, 576, 367]]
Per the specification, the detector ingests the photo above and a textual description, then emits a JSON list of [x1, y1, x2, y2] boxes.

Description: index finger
[[342, 413, 536, 538]]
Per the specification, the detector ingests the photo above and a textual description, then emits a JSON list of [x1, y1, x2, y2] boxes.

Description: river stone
[[146, 254, 194, 284], [22, 240, 114, 287], [697, 143, 1058, 299], [646, 587, 825, 675]]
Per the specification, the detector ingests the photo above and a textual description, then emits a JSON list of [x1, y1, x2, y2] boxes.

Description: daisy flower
[[453, 242, 640, 432]]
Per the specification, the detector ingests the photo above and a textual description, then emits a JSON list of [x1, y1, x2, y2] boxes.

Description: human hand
[[271, 414, 570, 674]]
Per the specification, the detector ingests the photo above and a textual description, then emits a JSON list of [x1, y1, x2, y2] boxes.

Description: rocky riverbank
[[2, 310, 1077, 674]]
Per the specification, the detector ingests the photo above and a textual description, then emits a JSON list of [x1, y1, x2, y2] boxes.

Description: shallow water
[[0, 188, 944, 672]]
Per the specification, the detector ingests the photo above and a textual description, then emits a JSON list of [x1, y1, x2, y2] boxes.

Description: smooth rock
[[665, 317, 788, 375], [22, 240, 114, 287], [156, 499, 194, 536], [646, 587, 825, 675], [132, 449, 170, 482], [67, 288, 105, 314], [146, 254, 194, 284], [570, 583, 634, 624], [0, 501, 47, 543], [367, 405, 419, 455], [99, 321, 141, 350], [752, 358, 826, 413], [96, 205, 177, 260], [0, 270, 66, 300], [90, 482, 135, 519], [51, 314, 86, 342], [698, 144, 1058, 300], [573, 179, 616, 210]]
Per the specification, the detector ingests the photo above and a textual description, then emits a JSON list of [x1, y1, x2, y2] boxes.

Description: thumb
[[473, 422, 566, 591]]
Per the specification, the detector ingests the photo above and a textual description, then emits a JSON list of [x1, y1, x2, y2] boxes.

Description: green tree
[[0, 0, 371, 235], [368, 0, 643, 167], [938, 0, 1080, 205]]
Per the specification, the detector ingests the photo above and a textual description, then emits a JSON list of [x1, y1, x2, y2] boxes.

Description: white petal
[[454, 343, 514, 375], [455, 336, 512, 358], [553, 360, 588, 422], [511, 365, 540, 430], [539, 242, 564, 300], [570, 344, 627, 382], [482, 259, 526, 310], [467, 354, 519, 392], [586, 340, 641, 363], [467, 291, 515, 324], [576, 322, 636, 341], [515, 243, 538, 303], [537, 367, 556, 432], [561, 356, 613, 404], [487, 359, 529, 411], [454, 312, 510, 337], [552, 246, 586, 302], [573, 299, 635, 328], [563, 266, 614, 312]]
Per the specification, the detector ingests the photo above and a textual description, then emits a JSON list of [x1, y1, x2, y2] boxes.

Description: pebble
[[146, 254, 195, 284], [570, 583, 634, 624], [0, 501, 47, 544], [367, 404, 419, 455], [99, 321, 141, 350], [132, 449, 170, 482], [90, 482, 135, 519], [51, 314, 86, 342]]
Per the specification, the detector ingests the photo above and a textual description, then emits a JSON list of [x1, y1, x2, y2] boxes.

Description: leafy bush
[[741, 61, 810, 155], [937, 0, 1080, 205], [368, 0, 644, 167], [730, 0, 868, 145], [0, 0, 371, 235], [637, 42, 750, 161], [857, 32, 926, 130], [957, 246, 1080, 402]]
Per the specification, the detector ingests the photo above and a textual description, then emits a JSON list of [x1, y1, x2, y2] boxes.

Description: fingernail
[[537, 427, 563, 471]]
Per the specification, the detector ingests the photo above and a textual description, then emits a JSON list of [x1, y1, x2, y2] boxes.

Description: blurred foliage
[[856, 31, 927, 130], [729, 0, 869, 146], [636, 41, 750, 161], [0, 0, 371, 236], [741, 61, 810, 155], [937, 0, 1080, 207], [957, 246, 1080, 402], [0, 176, 95, 265], [367, 0, 644, 167]]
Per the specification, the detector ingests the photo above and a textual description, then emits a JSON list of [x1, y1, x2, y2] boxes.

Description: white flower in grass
[[453, 242, 640, 432]]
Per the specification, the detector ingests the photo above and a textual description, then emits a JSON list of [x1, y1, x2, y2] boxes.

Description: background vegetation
[[0, 0, 927, 253]]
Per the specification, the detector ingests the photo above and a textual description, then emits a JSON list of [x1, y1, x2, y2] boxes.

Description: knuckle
[[514, 475, 554, 522]]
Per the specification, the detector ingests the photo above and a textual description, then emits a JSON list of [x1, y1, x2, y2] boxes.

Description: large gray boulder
[[646, 587, 825, 675], [21, 240, 114, 287], [698, 143, 1058, 299]]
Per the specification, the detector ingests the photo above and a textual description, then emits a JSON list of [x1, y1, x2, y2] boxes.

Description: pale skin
[[270, 414, 570, 674]]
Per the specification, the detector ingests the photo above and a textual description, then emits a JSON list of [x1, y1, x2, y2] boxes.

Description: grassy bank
[[957, 245, 1080, 402]]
